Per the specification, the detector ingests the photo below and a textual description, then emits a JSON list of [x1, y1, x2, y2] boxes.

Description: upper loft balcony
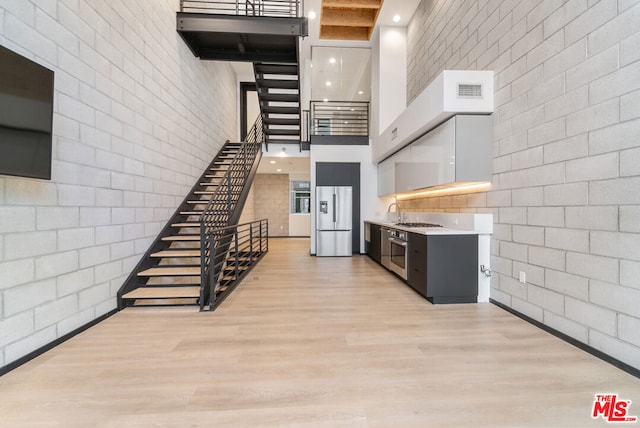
[[306, 100, 370, 146], [177, 0, 308, 62]]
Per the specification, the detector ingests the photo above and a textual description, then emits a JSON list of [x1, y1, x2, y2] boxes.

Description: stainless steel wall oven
[[388, 229, 408, 280]]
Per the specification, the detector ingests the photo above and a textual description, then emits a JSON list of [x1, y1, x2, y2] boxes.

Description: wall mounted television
[[0, 44, 54, 180]]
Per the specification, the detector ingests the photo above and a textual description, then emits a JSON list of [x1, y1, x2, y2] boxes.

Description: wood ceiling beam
[[319, 0, 384, 41], [322, 0, 382, 9], [319, 25, 370, 41], [321, 7, 377, 27]]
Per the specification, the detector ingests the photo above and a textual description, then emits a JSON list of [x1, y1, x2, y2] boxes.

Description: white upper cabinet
[[377, 114, 492, 196], [374, 70, 494, 163]]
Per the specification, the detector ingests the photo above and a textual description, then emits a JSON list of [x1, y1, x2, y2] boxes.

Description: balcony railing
[[180, 0, 303, 17], [309, 101, 370, 143]]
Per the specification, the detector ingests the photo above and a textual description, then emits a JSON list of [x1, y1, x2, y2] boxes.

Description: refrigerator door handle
[[332, 193, 336, 223]]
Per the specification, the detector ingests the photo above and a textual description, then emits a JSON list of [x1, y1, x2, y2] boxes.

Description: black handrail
[[180, 0, 303, 18], [199, 115, 264, 309]]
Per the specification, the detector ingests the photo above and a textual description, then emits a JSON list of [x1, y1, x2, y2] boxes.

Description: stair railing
[[206, 218, 268, 310], [180, 0, 304, 18], [199, 115, 264, 309]]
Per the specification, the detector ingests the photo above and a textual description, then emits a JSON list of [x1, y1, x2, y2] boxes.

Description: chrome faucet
[[387, 202, 402, 223]]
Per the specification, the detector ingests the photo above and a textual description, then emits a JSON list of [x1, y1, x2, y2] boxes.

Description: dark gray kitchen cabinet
[[365, 222, 381, 263], [407, 232, 428, 295], [407, 232, 478, 304]]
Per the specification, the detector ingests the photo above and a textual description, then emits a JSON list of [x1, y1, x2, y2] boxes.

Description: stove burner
[[396, 222, 443, 228]]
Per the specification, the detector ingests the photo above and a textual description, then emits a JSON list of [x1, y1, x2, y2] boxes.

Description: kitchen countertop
[[365, 220, 478, 236]]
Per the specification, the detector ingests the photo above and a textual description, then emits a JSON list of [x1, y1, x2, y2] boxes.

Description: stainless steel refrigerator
[[316, 186, 353, 257]]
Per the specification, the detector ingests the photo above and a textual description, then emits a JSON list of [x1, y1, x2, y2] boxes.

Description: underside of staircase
[[177, 5, 307, 150], [117, 141, 262, 310]]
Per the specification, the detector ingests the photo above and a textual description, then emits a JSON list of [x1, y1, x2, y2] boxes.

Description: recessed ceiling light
[[323, 98, 328, 102], [276, 168, 282, 172], [358, 90, 363, 95], [393, 14, 401, 23], [329, 57, 336, 64], [308, 11, 316, 20], [270, 160, 276, 164], [325, 81, 331, 86]]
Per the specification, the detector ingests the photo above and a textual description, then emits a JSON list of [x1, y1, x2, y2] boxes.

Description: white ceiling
[[375, 0, 422, 27], [257, 156, 310, 175]]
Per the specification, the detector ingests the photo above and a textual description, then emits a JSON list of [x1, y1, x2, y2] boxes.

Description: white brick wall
[[407, 0, 640, 369], [0, 0, 237, 367]]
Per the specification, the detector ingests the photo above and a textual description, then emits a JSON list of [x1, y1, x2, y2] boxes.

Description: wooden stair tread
[[137, 267, 200, 276], [171, 223, 200, 228], [162, 235, 200, 242], [224, 266, 250, 271], [122, 286, 200, 299], [151, 250, 201, 258]]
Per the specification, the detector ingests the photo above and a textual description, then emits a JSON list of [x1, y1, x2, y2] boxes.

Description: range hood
[[373, 70, 494, 163]]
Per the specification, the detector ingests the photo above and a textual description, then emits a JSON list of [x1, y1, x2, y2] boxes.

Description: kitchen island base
[[365, 221, 478, 304]]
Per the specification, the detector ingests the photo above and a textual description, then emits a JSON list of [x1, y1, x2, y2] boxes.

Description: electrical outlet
[[518, 271, 526, 284]]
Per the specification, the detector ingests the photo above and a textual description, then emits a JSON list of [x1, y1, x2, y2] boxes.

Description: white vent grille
[[457, 83, 482, 98]]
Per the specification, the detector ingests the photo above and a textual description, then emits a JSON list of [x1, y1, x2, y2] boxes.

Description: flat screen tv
[[0, 44, 54, 180]]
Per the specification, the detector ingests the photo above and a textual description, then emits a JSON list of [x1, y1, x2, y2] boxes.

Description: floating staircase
[[254, 61, 302, 148], [117, 140, 262, 309]]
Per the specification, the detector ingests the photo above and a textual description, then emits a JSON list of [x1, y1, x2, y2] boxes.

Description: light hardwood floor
[[1, 238, 638, 427]]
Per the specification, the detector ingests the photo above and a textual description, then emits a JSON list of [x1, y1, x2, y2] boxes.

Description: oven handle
[[389, 238, 407, 247]]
